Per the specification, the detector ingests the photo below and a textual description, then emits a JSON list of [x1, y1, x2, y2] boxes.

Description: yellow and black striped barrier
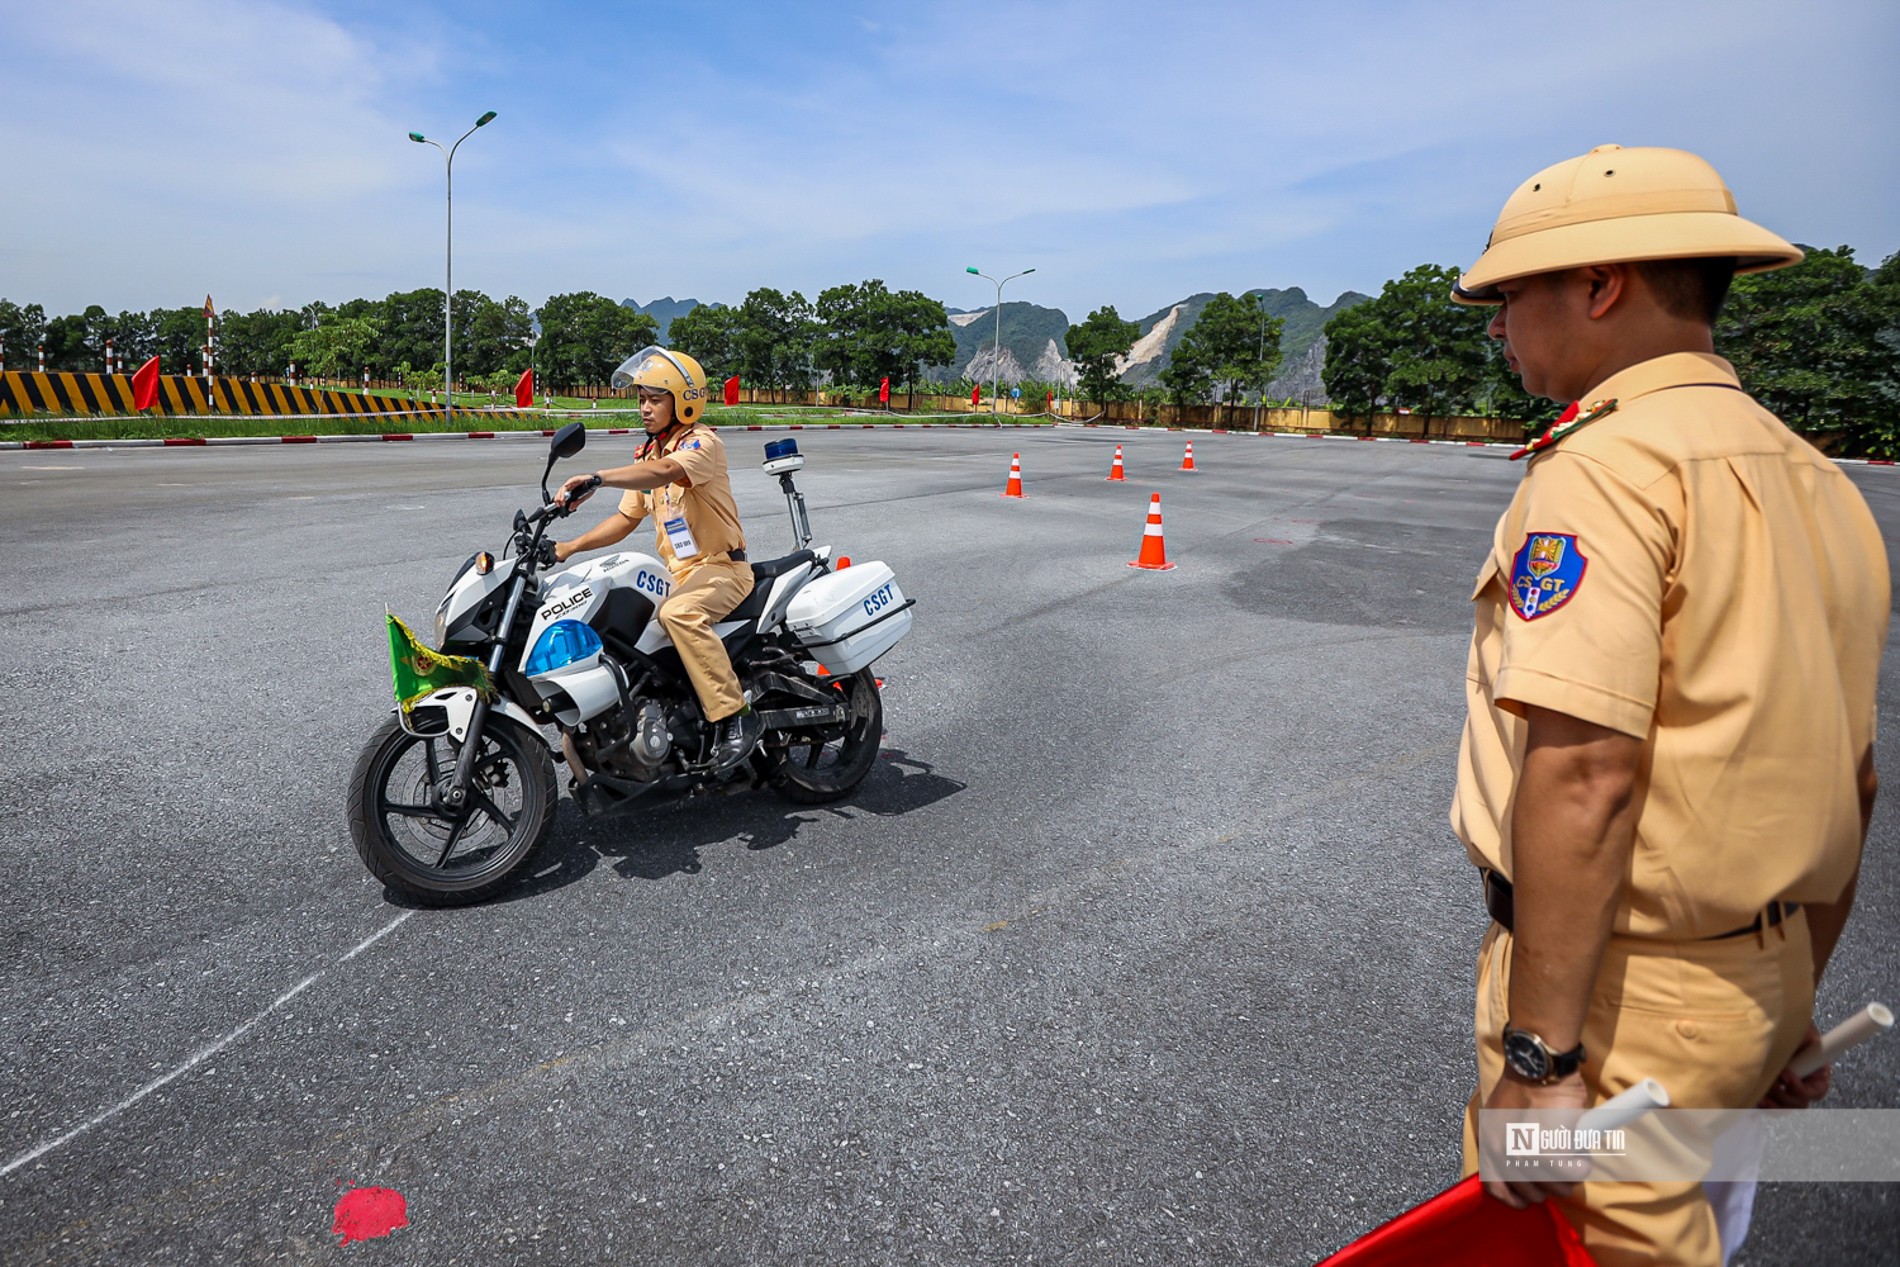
[[0, 371, 476, 421]]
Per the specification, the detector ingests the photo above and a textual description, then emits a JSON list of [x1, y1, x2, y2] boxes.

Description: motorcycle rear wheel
[[347, 712, 555, 906], [768, 667, 883, 805]]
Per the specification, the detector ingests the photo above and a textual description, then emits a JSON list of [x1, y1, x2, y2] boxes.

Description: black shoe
[[709, 708, 762, 774]]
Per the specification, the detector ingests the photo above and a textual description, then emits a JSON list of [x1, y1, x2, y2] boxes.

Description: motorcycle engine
[[570, 697, 672, 782]]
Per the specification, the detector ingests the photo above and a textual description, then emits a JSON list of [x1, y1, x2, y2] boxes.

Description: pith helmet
[[610, 346, 709, 424], [1452, 144, 1803, 305]]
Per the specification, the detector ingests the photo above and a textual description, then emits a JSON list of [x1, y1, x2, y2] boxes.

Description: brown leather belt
[[1483, 870, 1797, 941]]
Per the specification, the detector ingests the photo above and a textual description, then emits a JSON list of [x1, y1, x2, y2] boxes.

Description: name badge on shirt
[[663, 513, 700, 560]]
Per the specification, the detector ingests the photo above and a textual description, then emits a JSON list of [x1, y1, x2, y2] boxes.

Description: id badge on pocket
[[663, 513, 700, 560]]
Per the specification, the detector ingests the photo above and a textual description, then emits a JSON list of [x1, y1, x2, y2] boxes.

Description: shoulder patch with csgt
[[1509, 532, 1587, 620]]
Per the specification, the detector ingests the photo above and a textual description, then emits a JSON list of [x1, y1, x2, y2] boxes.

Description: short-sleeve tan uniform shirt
[[617, 423, 747, 573], [1452, 352, 1889, 939]]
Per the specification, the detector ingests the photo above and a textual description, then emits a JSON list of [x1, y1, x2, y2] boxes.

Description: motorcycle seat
[[750, 549, 816, 581]]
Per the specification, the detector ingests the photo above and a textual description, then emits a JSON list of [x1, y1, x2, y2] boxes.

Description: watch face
[[1504, 1030, 1550, 1081]]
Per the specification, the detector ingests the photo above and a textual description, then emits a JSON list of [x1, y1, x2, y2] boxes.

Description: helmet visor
[[610, 345, 694, 391]]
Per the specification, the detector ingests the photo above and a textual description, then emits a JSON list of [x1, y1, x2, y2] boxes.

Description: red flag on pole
[[971, 384, 981, 406], [724, 375, 740, 406], [1319, 1177, 1595, 1266], [514, 368, 534, 409], [879, 376, 891, 404], [204, 295, 215, 324], [132, 356, 161, 411]]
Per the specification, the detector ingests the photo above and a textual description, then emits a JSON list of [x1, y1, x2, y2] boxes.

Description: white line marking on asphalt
[[0, 910, 415, 1179], [21, 464, 82, 471], [342, 910, 415, 961]]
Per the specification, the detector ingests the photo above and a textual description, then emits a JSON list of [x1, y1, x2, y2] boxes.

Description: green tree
[[1159, 292, 1284, 419], [460, 292, 533, 378], [219, 308, 303, 377], [668, 303, 742, 382], [288, 314, 383, 379], [41, 307, 103, 371], [1377, 265, 1493, 432], [538, 291, 659, 391], [376, 288, 448, 377], [1065, 305, 1139, 407], [1719, 245, 1893, 454], [813, 280, 953, 401], [0, 299, 47, 368], [1321, 263, 1516, 433], [1322, 298, 1398, 423], [733, 288, 815, 396]]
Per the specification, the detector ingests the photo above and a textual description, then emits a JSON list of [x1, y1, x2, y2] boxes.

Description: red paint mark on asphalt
[[333, 1186, 408, 1244]]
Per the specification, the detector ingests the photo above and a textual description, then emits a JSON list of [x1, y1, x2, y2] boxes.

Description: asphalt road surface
[[2, 426, 1895, 1265]]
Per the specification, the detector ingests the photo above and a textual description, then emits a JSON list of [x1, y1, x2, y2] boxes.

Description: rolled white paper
[[1579, 1077, 1671, 1134], [1790, 1003, 1894, 1079]]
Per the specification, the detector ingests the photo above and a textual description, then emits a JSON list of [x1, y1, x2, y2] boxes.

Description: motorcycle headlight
[[524, 619, 603, 677]]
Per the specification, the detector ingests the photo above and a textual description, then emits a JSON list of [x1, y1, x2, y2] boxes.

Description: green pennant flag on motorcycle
[[385, 613, 494, 712]]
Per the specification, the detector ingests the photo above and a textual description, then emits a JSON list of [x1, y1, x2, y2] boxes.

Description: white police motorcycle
[[347, 425, 913, 905]]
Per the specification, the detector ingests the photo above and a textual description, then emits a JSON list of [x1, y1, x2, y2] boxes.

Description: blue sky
[[5, 0, 1896, 323]]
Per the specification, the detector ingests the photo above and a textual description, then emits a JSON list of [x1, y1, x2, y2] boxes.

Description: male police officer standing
[[553, 346, 761, 773], [1448, 146, 1888, 1264]]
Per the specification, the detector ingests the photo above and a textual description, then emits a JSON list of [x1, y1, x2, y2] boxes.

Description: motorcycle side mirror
[[540, 422, 588, 504], [550, 422, 587, 460]]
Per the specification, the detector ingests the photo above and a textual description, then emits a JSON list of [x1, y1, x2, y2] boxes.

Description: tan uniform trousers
[[655, 555, 754, 724], [1461, 913, 1814, 1267]]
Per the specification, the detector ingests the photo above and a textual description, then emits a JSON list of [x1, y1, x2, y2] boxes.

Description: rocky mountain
[[618, 287, 1366, 400], [935, 302, 1074, 386], [620, 296, 701, 341], [1115, 287, 1369, 398]]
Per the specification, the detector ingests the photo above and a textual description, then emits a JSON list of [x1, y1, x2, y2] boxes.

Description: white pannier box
[[784, 561, 912, 676]]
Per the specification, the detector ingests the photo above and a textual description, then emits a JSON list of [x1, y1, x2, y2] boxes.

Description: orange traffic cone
[[1106, 444, 1126, 481], [1002, 452, 1024, 498], [1180, 441, 1198, 472], [1128, 492, 1176, 571]]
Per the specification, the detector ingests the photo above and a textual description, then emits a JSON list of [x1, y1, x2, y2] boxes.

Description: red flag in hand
[[132, 356, 161, 411], [514, 368, 534, 409], [724, 375, 740, 406], [879, 376, 891, 405], [1320, 1176, 1595, 1266]]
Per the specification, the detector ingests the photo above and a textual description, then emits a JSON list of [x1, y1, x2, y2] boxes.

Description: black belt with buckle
[[728, 548, 746, 561], [1482, 870, 1797, 940]]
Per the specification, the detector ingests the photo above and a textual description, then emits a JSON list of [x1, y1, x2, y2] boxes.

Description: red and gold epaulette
[[1510, 398, 1618, 461]]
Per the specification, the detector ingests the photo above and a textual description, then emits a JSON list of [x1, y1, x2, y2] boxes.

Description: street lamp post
[[965, 265, 1034, 414], [409, 110, 497, 412]]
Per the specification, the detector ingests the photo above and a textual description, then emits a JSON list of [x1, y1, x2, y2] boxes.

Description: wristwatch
[[1502, 1025, 1586, 1085]]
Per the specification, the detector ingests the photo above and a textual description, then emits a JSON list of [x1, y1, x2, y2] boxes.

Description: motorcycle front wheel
[[766, 667, 884, 805], [347, 712, 556, 906]]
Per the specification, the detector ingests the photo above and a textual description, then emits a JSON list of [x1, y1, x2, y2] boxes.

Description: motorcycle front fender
[[397, 688, 549, 748]]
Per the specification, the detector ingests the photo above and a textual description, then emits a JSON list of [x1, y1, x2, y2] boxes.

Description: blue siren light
[[525, 619, 603, 676], [764, 438, 800, 462]]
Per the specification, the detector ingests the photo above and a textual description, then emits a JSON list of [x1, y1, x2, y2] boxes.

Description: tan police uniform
[[1452, 351, 1888, 1263], [1446, 145, 1890, 1267], [617, 422, 753, 722]]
